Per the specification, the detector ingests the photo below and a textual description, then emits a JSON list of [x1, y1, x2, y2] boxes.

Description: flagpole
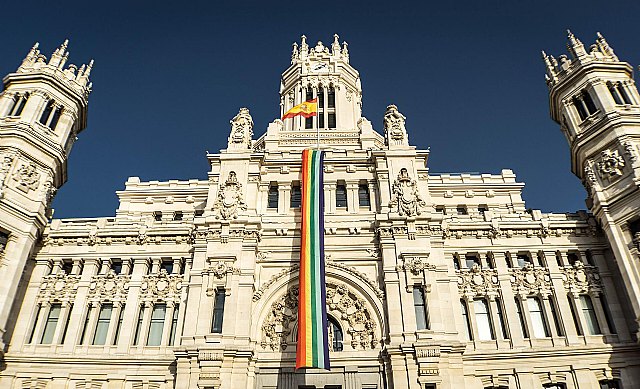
[[316, 95, 320, 150]]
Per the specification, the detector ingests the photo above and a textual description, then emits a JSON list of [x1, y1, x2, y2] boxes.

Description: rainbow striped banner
[[296, 149, 330, 369]]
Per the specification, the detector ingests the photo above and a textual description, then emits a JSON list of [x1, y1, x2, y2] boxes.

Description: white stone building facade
[[0, 33, 639, 389]]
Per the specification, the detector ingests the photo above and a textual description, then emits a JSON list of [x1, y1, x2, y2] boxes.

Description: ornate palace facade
[[0, 33, 639, 389]]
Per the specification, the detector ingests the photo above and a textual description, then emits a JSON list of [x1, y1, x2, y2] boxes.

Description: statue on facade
[[383, 104, 409, 147], [212, 171, 247, 220], [389, 168, 425, 217], [227, 108, 253, 150], [0, 153, 14, 194]]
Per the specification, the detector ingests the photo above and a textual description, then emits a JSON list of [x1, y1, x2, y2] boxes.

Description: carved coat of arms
[[389, 168, 425, 217], [213, 171, 247, 220]]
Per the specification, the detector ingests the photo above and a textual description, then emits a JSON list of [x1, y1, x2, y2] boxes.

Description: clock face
[[312, 63, 328, 72]]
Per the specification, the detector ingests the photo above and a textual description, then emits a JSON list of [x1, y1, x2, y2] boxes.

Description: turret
[[544, 31, 640, 335], [0, 40, 93, 350]]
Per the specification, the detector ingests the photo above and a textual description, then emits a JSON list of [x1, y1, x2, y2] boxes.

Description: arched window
[[328, 316, 343, 351], [8, 93, 28, 116]]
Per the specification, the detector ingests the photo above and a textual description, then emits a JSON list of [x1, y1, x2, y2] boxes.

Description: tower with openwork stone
[[0, 40, 92, 350], [544, 31, 640, 336]]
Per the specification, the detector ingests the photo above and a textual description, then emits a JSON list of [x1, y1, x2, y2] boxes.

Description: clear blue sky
[[1, 1, 639, 218]]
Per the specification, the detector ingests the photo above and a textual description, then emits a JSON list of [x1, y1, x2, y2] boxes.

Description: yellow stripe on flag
[[282, 98, 318, 120]]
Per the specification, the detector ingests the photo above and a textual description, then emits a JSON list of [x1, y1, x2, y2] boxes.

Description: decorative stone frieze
[[212, 171, 247, 220], [0, 151, 15, 194], [597, 149, 625, 178], [140, 271, 183, 301], [397, 255, 435, 275], [207, 261, 240, 280], [88, 272, 130, 301], [561, 262, 603, 294], [38, 273, 80, 301], [42, 233, 192, 247], [510, 264, 552, 296], [261, 282, 377, 351], [457, 267, 499, 299], [388, 168, 425, 217]]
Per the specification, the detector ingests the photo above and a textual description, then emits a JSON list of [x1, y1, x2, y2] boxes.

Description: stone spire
[[566, 30, 587, 59], [331, 34, 341, 56], [49, 39, 69, 68], [596, 32, 618, 61]]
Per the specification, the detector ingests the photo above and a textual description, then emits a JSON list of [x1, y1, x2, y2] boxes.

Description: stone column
[[280, 183, 291, 213], [493, 252, 526, 347], [367, 182, 377, 211], [346, 181, 359, 214], [161, 301, 176, 346], [105, 301, 124, 347], [463, 296, 479, 343], [517, 295, 535, 342], [51, 301, 72, 345], [325, 183, 336, 214], [488, 297, 505, 342], [30, 301, 50, 345], [589, 291, 610, 336], [82, 301, 101, 346], [540, 294, 558, 341], [137, 301, 154, 347], [71, 258, 83, 275], [0, 91, 15, 116], [568, 293, 588, 340]]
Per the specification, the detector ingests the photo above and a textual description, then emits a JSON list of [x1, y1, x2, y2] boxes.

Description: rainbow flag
[[282, 98, 318, 120], [296, 149, 330, 369]]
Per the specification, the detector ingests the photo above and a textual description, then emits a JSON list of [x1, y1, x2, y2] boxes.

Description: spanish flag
[[282, 98, 318, 120]]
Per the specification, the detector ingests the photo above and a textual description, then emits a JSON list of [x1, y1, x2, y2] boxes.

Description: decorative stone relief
[[561, 262, 603, 294], [88, 272, 130, 301], [457, 267, 499, 299], [227, 107, 253, 150], [510, 264, 552, 296], [140, 271, 183, 301], [12, 162, 40, 193], [212, 171, 247, 220], [388, 168, 425, 217], [208, 261, 239, 280], [597, 149, 625, 178], [383, 104, 409, 147], [261, 282, 377, 351], [40, 177, 57, 206], [0, 152, 15, 194], [398, 256, 435, 275], [622, 141, 638, 163], [38, 273, 80, 301]]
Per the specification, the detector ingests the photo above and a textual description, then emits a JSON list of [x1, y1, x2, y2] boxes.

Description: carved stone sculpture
[[228, 108, 254, 150], [562, 261, 602, 294], [510, 264, 552, 296], [212, 171, 247, 220], [383, 104, 409, 147], [261, 282, 377, 351], [457, 266, 499, 299], [389, 168, 425, 217], [13, 162, 40, 193], [40, 178, 57, 205], [598, 149, 625, 177]]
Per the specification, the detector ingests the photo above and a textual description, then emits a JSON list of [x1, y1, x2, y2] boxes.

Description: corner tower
[[0, 40, 92, 349], [544, 31, 640, 332]]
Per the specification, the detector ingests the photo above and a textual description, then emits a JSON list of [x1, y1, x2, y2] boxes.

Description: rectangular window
[[460, 300, 472, 340], [173, 211, 183, 221], [477, 205, 488, 216], [435, 206, 446, 215], [305, 116, 313, 129], [328, 113, 336, 128], [267, 184, 279, 209], [290, 184, 301, 208], [62, 260, 73, 275], [599, 294, 616, 334], [169, 304, 180, 345], [495, 298, 509, 339], [327, 88, 335, 108], [133, 305, 145, 345], [110, 260, 122, 275], [465, 255, 480, 269], [113, 304, 125, 345], [40, 303, 62, 344], [456, 206, 467, 215], [599, 379, 622, 389], [358, 184, 370, 207], [147, 304, 166, 346], [527, 297, 549, 338], [39, 100, 54, 125], [516, 254, 531, 268], [413, 286, 428, 330], [568, 295, 583, 336], [153, 211, 162, 221], [608, 82, 624, 104], [212, 289, 226, 333], [453, 254, 461, 270], [474, 299, 494, 340], [549, 297, 564, 336], [49, 107, 62, 130], [335, 184, 347, 208], [160, 260, 174, 274], [28, 304, 41, 344], [515, 298, 529, 338], [80, 305, 93, 344], [93, 303, 113, 345], [580, 295, 601, 335]]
